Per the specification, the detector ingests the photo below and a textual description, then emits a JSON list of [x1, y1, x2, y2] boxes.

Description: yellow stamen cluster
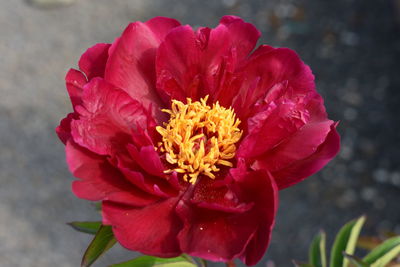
[[156, 96, 242, 184]]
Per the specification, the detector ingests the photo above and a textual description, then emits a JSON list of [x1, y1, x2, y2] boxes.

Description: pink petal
[[219, 15, 260, 60], [70, 78, 153, 156], [78, 43, 111, 80], [271, 123, 340, 189], [105, 17, 180, 119], [66, 141, 158, 206], [56, 113, 77, 144], [102, 197, 182, 257], [65, 68, 87, 108]]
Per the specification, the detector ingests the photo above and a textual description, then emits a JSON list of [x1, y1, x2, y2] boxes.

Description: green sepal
[[81, 225, 116, 267]]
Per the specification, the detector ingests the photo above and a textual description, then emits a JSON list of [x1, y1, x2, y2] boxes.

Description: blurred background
[[0, 0, 399, 266]]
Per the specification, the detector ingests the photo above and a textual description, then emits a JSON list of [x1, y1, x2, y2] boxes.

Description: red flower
[[57, 16, 340, 265]]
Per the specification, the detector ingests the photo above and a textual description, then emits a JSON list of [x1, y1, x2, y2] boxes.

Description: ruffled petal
[[56, 113, 76, 144], [270, 123, 340, 189], [238, 99, 309, 159], [65, 68, 87, 108], [156, 17, 260, 105], [78, 43, 111, 80], [70, 78, 153, 156], [105, 17, 180, 118], [102, 197, 182, 257], [66, 141, 158, 205], [233, 48, 315, 119], [176, 168, 277, 264]]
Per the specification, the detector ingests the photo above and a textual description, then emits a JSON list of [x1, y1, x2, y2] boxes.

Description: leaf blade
[[81, 225, 116, 267], [363, 236, 400, 267], [109, 255, 196, 267], [67, 221, 102, 235], [309, 231, 327, 267], [329, 216, 366, 267]]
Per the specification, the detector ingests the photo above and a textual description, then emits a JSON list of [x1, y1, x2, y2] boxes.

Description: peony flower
[[56, 16, 340, 265]]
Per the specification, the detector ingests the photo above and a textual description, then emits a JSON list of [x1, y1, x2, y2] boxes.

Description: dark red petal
[[66, 140, 158, 205], [252, 120, 335, 173], [177, 170, 277, 264], [219, 16, 260, 60], [70, 78, 152, 156], [118, 163, 176, 198], [156, 17, 260, 104], [56, 113, 77, 144], [238, 100, 308, 159], [233, 48, 315, 119], [230, 168, 278, 266], [78, 43, 111, 80], [105, 18, 180, 118], [126, 144, 165, 178], [65, 68, 87, 108], [270, 123, 340, 189], [102, 198, 182, 257]]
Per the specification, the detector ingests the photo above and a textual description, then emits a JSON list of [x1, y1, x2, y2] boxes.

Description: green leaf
[[309, 231, 327, 267], [363, 236, 400, 267], [330, 215, 366, 267], [292, 260, 314, 267], [81, 225, 116, 267], [67, 221, 102, 235], [109, 255, 197, 267], [342, 253, 369, 267]]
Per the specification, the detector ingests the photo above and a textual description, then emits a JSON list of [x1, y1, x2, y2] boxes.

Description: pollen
[[156, 96, 242, 184]]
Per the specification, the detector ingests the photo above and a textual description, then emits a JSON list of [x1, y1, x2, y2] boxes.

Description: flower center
[[156, 96, 242, 184]]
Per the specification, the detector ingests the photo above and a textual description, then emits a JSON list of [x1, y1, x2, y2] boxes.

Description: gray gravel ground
[[0, 0, 399, 266]]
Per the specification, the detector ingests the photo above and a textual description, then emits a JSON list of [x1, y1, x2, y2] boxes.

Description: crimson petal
[[102, 197, 182, 257]]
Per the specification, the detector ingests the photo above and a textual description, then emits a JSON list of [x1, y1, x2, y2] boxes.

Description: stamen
[[156, 96, 242, 184]]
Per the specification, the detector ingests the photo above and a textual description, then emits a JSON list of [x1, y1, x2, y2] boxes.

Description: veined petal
[[70, 78, 153, 156], [79, 43, 111, 80]]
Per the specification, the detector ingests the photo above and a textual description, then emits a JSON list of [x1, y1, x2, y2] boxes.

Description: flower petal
[[219, 15, 260, 60], [66, 140, 158, 206], [233, 48, 315, 119], [156, 17, 260, 104], [65, 68, 87, 108], [102, 197, 182, 257], [70, 78, 153, 156], [176, 169, 277, 264], [78, 43, 111, 80], [270, 123, 340, 189], [105, 17, 180, 117]]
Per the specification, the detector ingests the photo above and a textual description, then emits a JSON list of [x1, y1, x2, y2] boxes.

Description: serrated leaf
[[363, 236, 400, 267], [81, 225, 116, 267], [109, 255, 196, 267], [309, 231, 327, 267], [67, 221, 102, 235], [342, 253, 369, 267], [330, 216, 366, 267]]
